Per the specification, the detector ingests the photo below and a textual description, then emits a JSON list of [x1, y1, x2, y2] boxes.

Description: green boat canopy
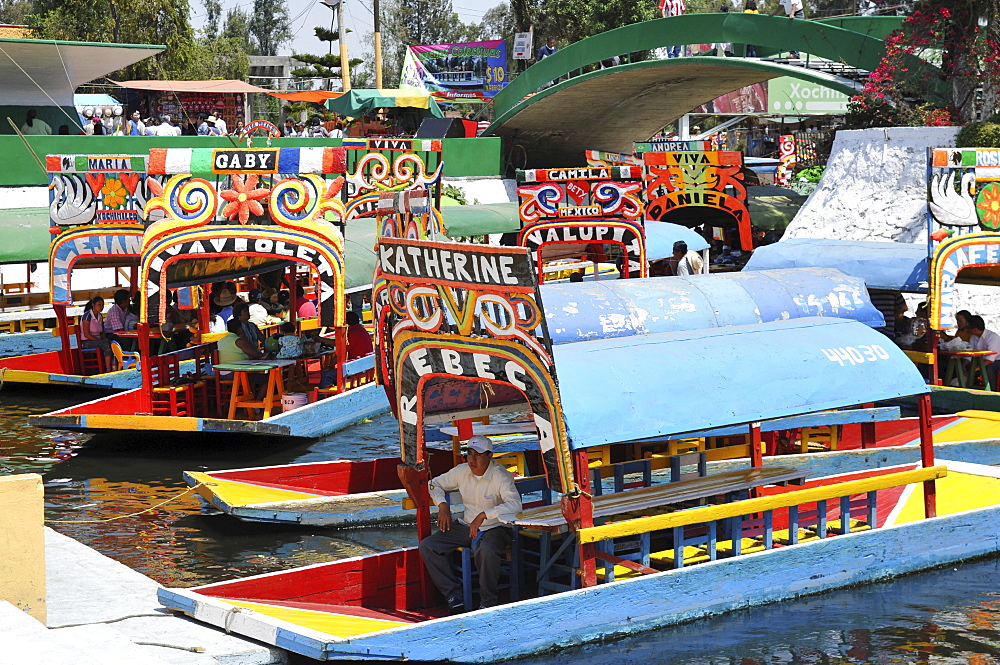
[[0, 208, 49, 265], [325, 89, 444, 119], [441, 202, 519, 237]]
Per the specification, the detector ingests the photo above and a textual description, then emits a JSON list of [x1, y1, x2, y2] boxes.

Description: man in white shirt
[[967, 315, 1000, 388], [150, 115, 181, 137], [418, 435, 522, 611], [668, 241, 704, 276]]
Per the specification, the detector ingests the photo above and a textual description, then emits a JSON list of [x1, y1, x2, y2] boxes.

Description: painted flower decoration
[[976, 182, 1000, 230], [220, 174, 269, 224], [100, 178, 128, 208]]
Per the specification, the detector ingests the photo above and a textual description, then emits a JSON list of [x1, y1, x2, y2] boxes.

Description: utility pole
[[374, 0, 383, 89], [320, 0, 351, 92]]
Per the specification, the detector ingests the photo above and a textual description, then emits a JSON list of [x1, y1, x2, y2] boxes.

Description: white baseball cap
[[463, 435, 493, 454]]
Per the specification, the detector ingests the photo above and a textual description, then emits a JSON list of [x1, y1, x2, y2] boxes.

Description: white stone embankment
[[785, 126, 1000, 327]]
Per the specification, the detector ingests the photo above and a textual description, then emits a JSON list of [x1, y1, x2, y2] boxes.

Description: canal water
[[3, 386, 999, 664]]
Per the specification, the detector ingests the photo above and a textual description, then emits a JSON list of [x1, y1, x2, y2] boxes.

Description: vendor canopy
[[553, 317, 929, 451], [745, 238, 929, 292], [326, 88, 444, 118], [541, 267, 883, 345], [112, 79, 272, 94], [0, 38, 163, 106]]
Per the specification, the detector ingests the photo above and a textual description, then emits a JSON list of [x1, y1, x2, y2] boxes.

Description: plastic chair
[[110, 340, 140, 370]]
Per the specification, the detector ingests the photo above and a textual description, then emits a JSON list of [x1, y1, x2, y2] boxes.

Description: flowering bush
[[846, 2, 1000, 127]]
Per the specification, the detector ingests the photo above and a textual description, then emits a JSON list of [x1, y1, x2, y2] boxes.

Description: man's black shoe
[[447, 595, 465, 613]]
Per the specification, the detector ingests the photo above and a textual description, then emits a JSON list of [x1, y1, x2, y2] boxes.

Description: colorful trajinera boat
[[28, 143, 449, 438], [159, 237, 1000, 662], [0, 154, 152, 389]]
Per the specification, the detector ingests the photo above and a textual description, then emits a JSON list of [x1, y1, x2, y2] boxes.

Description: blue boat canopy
[[552, 317, 929, 450], [644, 221, 710, 258], [744, 238, 929, 292], [541, 267, 884, 345]]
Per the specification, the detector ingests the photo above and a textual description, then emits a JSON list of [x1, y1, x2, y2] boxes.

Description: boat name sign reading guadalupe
[[378, 240, 534, 288]]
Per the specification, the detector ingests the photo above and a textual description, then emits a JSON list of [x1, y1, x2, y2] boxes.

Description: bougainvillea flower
[[101, 178, 128, 208], [220, 174, 269, 224]]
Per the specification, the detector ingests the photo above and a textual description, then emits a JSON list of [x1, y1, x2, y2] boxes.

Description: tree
[[287, 26, 364, 119], [846, 0, 1000, 126], [531, 0, 656, 53], [248, 0, 292, 56], [31, 0, 196, 79], [0, 0, 32, 25]]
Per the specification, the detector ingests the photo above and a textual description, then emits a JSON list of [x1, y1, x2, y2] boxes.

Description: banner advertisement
[[767, 77, 850, 114], [399, 39, 508, 101]]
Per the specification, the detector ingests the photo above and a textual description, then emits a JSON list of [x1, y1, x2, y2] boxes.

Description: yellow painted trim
[[218, 600, 408, 637], [187, 471, 322, 506], [2, 370, 59, 384], [84, 414, 202, 431], [891, 471, 1000, 525], [201, 331, 227, 344], [577, 466, 948, 545], [902, 350, 935, 364]]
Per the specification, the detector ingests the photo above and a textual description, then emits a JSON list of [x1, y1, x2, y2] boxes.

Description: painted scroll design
[[516, 169, 645, 279], [373, 238, 576, 493], [642, 151, 749, 225]]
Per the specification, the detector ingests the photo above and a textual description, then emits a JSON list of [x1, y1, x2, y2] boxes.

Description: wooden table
[[215, 359, 295, 420], [941, 349, 994, 390], [511, 466, 811, 532]]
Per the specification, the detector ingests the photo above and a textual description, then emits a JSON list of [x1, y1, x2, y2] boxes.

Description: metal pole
[[373, 0, 383, 89], [338, 2, 352, 91]]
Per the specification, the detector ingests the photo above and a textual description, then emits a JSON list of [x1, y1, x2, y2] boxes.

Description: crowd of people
[[77, 281, 373, 374]]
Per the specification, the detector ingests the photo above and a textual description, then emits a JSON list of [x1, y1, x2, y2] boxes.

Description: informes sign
[[400, 39, 508, 101], [513, 33, 533, 60]]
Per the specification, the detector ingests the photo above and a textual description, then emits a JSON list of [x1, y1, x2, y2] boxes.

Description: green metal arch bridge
[[485, 14, 941, 167]]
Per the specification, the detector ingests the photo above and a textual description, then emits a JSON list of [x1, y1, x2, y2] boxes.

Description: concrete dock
[[3, 528, 286, 665]]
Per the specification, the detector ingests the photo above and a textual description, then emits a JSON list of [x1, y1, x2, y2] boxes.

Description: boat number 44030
[[820, 345, 890, 366]]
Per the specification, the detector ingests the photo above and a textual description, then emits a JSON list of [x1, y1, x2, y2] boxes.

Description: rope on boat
[[46, 482, 206, 523], [0, 366, 6, 391]]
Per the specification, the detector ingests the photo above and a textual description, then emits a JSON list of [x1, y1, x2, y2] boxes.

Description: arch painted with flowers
[[928, 148, 1000, 331], [137, 147, 349, 327]]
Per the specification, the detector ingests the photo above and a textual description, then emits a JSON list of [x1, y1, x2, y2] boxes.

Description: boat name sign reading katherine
[[378, 242, 534, 288]]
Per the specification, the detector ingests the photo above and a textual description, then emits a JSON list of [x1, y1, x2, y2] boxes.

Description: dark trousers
[[418, 525, 512, 608]]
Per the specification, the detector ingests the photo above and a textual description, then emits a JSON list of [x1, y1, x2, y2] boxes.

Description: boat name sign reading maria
[[378, 241, 534, 289], [212, 149, 278, 173]]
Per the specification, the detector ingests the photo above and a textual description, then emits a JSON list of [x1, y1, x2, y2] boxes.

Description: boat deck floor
[[214, 598, 449, 637]]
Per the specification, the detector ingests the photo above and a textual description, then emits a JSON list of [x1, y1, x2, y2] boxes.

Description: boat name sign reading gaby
[[212, 149, 278, 173], [378, 241, 534, 289]]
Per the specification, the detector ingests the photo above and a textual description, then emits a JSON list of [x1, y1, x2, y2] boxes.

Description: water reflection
[[2, 388, 412, 586], [509, 557, 1000, 665]]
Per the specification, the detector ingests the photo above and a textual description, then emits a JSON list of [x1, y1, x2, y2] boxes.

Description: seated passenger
[[418, 436, 522, 612], [275, 322, 304, 359], [967, 315, 1000, 389], [346, 311, 374, 359]]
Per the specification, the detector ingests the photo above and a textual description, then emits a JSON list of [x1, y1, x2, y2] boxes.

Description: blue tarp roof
[[552, 317, 929, 450], [541, 267, 884, 345], [744, 238, 929, 292], [644, 221, 710, 258]]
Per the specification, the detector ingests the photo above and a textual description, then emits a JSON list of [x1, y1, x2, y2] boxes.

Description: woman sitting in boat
[[233, 301, 266, 351], [80, 296, 116, 371], [218, 318, 264, 364]]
